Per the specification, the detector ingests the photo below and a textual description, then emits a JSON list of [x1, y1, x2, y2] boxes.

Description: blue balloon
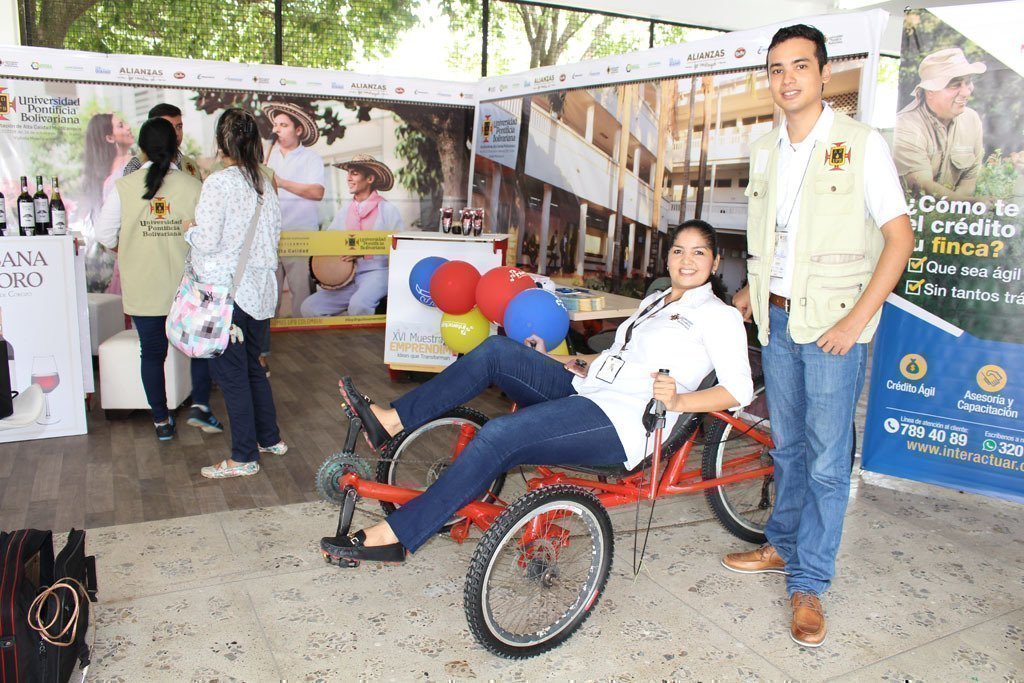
[[408, 256, 448, 307], [503, 289, 570, 349]]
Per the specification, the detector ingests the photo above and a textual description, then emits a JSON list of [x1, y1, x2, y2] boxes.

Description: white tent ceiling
[[544, 0, 1007, 55]]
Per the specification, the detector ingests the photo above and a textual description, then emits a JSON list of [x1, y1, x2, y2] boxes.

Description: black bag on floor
[[0, 529, 98, 683]]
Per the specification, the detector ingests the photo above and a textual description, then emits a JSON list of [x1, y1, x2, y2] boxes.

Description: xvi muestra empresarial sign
[[863, 2, 1024, 502]]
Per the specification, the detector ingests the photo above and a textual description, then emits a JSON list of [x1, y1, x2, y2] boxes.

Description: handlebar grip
[[653, 368, 670, 416]]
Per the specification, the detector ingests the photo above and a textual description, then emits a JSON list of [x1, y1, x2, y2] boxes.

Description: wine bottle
[[17, 176, 35, 236], [0, 308, 15, 396], [33, 175, 50, 235], [0, 189, 8, 236], [49, 177, 67, 236]]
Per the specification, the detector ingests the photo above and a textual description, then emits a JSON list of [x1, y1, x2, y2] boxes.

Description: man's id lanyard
[[772, 143, 815, 279], [595, 293, 669, 384]]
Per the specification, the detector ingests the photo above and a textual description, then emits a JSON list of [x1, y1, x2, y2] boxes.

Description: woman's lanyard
[[594, 293, 671, 385], [617, 293, 671, 355]]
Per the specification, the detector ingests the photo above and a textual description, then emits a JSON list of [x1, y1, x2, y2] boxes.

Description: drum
[[310, 256, 356, 290]]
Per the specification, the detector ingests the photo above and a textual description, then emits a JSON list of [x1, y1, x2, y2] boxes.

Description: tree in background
[[439, 0, 715, 75], [22, 0, 418, 68]]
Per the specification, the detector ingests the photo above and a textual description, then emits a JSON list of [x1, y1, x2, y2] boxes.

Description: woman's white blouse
[[572, 282, 754, 469], [185, 167, 282, 320]]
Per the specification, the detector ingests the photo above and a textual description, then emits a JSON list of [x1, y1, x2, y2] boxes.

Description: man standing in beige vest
[[725, 25, 913, 647], [894, 47, 986, 200]]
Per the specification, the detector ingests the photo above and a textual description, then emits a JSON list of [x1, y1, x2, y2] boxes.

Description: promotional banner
[[863, 3, 1024, 502], [0, 46, 475, 330], [470, 11, 886, 300], [0, 236, 88, 443], [384, 233, 506, 369]]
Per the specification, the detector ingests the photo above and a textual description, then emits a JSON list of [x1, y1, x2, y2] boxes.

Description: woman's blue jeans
[[761, 304, 867, 596], [132, 315, 212, 423], [209, 306, 282, 463], [387, 335, 626, 553]]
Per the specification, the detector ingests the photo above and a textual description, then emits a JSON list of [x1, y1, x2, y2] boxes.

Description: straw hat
[[262, 101, 319, 146], [915, 48, 986, 91], [333, 154, 395, 192]]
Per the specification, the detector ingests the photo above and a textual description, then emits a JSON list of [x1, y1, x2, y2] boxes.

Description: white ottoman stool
[[99, 329, 192, 416], [87, 293, 126, 355]]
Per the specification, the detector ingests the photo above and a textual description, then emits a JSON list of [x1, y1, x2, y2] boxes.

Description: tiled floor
[[82, 468, 1023, 681]]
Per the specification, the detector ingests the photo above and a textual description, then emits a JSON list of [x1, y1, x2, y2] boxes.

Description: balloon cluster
[[408, 258, 570, 355]]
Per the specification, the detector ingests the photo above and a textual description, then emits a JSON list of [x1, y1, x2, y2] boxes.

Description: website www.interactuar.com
[[906, 440, 1023, 473]]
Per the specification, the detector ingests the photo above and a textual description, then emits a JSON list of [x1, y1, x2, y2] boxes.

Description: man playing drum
[[301, 155, 401, 317]]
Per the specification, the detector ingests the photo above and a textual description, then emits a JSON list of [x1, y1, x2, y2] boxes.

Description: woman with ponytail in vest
[[185, 109, 288, 479], [96, 117, 223, 443]]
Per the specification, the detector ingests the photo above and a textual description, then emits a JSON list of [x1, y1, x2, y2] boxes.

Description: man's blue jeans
[[761, 304, 866, 596], [387, 335, 626, 553]]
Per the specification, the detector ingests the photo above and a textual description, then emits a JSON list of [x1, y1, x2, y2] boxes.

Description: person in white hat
[[300, 155, 402, 318], [263, 101, 326, 318], [894, 47, 987, 200]]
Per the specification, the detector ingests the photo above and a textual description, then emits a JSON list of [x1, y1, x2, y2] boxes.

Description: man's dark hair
[[148, 103, 182, 119], [767, 24, 828, 71]]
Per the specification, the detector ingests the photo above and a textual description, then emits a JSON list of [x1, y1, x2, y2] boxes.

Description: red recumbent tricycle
[[316, 370, 774, 659]]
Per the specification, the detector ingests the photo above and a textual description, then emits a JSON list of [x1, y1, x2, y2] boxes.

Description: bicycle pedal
[[322, 551, 360, 568]]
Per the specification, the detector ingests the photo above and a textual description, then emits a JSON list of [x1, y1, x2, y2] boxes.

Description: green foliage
[[975, 150, 1019, 199], [653, 24, 722, 48], [618, 276, 646, 298], [50, 0, 418, 69], [394, 123, 442, 196], [439, 0, 657, 74]]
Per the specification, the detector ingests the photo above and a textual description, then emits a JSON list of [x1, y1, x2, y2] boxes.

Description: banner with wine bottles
[[0, 45, 476, 331], [0, 236, 88, 443]]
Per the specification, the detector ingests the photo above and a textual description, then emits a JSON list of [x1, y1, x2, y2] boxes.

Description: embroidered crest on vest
[[825, 142, 851, 171], [149, 197, 171, 219]]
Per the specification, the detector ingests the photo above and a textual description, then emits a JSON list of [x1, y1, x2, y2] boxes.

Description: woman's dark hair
[[767, 24, 828, 71], [669, 219, 728, 301], [215, 108, 264, 195], [82, 113, 115, 212], [138, 117, 177, 200]]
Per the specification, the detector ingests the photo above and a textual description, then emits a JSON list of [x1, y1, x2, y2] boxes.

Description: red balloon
[[429, 260, 481, 314], [475, 266, 535, 324]]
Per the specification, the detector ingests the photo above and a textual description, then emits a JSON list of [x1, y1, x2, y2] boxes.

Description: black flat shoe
[[339, 377, 393, 451], [320, 530, 406, 566]]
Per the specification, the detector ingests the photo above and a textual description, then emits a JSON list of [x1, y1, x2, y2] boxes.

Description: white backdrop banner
[[0, 236, 87, 443]]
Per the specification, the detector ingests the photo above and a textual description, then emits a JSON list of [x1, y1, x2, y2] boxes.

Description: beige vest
[[115, 169, 201, 316], [178, 153, 204, 182], [745, 111, 885, 345]]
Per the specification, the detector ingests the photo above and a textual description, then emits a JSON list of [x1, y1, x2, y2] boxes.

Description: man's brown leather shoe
[[721, 544, 787, 574], [790, 592, 827, 647]]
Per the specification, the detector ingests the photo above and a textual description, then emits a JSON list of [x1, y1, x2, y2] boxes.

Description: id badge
[[770, 231, 788, 278], [596, 356, 624, 384]]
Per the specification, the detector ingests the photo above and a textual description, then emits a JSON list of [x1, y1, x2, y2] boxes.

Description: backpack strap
[[0, 529, 53, 682]]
